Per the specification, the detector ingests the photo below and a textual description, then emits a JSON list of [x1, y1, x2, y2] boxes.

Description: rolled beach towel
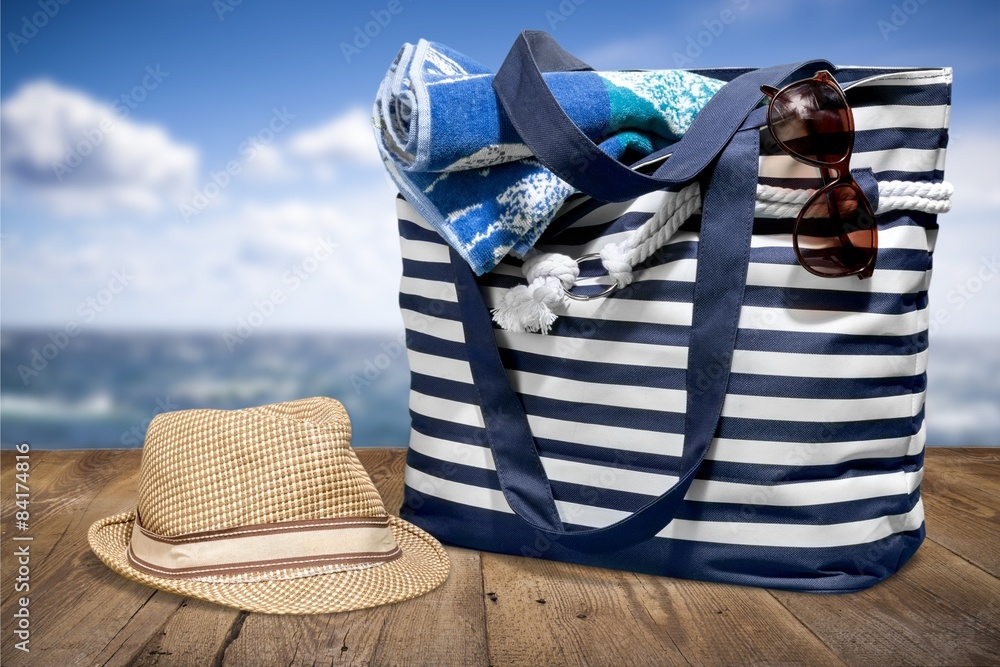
[[373, 39, 724, 274]]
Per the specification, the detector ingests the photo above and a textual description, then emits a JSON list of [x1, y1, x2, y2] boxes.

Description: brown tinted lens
[[769, 79, 852, 164], [795, 184, 876, 276]]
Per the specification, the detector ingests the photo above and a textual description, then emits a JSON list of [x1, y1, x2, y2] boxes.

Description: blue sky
[[2, 0, 998, 336]]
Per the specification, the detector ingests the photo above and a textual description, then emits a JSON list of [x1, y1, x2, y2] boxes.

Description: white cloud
[[0, 79, 198, 216], [0, 86, 406, 332], [231, 107, 382, 184], [0, 193, 405, 332], [288, 107, 380, 166], [242, 141, 296, 181], [234, 107, 381, 184]]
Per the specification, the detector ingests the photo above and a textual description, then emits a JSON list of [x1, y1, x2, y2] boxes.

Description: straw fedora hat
[[88, 397, 449, 614]]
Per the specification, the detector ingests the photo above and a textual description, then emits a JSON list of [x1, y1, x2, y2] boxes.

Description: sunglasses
[[761, 71, 877, 279]]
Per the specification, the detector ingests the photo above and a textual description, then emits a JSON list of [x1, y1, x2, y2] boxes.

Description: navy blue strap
[[451, 127, 761, 553], [492, 30, 830, 202]]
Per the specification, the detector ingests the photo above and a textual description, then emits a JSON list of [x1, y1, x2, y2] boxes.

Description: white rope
[[490, 276, 567, 335], [491, 179, 953, 333], [490, 250, 579, 335], [522, 251, 579, 288], [754, 180, 953, 217], [600, 182, 703, 287]]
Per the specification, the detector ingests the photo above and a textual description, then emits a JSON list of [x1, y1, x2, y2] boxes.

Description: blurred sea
[[1, 330, 997, 449], [0, 330, 410, 449]]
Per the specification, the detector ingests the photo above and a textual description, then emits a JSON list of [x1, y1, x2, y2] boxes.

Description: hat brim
[[88, 511, 450, 615]]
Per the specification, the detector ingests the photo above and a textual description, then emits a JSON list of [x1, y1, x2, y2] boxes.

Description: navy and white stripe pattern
[[396, 67, 951, 592]]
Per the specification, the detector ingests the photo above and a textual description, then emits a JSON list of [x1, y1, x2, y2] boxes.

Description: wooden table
[[1, 448, 998, 666]]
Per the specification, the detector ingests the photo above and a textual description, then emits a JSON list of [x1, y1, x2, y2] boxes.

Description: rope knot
[[599, 243, 634, 288], [490, 276, 567, 335], [522, 252, 579, 288]]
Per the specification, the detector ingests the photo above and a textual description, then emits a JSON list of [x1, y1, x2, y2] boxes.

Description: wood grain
[[481, 553, 686, 666], [0, 450, 161, 666], [623, 571, 847, 666], [2, 450, 140, 605], [925, 447, 1000, 479], [109, 596, 242, 667], [771, 540, 1000, 666], [1, 450, 89, 591], [1, 448, 998, 667], [921, 459, 1000, 577], [481, 553, 845, 667]]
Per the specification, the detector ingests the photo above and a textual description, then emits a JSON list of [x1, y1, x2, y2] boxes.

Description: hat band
[[126, 514, 401, 580]]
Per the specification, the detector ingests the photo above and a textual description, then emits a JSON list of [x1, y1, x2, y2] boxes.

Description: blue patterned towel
[[373, 39, 723, 275]]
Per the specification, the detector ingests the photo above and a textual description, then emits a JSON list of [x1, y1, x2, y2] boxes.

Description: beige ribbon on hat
[[127, 514, 401, 580]]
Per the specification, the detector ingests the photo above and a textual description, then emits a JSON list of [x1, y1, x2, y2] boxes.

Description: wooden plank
[[219, 612, 349, 667], [1, 450, 139, 539], [1, 450, 141, 608], [481, 553, 674, 667], [623, 570, 847, 666], [922, 456, 1000, 577], [1, 451, 81, 545], [1, 450, 64, 608], [120, 598, 243, 667], [925, 448, 1000, 482], [923, 449, 1000, 506], [1, 450, 120, 508], [771, 539, 1000, 666], [23, 585, 181, 667], [2, 450, 130, 618], [368, 547, 488, 667], [0, 450, 178, 666], [480, 553, 844, 667], [1, 451, 127, 522]]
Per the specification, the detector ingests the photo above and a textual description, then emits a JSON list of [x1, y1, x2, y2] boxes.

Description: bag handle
[[450, 125, 761, 554], [492, 30, 831, 202]]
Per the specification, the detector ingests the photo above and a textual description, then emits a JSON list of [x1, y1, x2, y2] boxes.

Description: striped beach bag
[[396, 32, 952, 592]]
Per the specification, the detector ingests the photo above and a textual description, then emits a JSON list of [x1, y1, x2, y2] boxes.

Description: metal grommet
[[562, 253, 619, 302]]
